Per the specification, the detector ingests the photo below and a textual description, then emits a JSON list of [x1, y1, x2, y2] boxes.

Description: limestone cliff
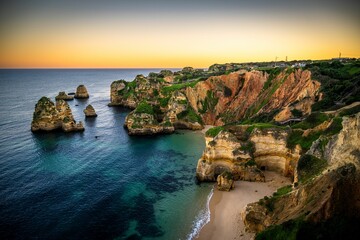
[[196, 124, 301, 182], [196, 130, 265, 182], [243, 113, 360, 235], [109, 75, 164, 108], [31, 97, 84, 132], [124, 102, 174, 135], [74, 85, 89, 99], [250, 128, 300, 177], [110, 67, 321, 135], [84, 104, 97, 117], [185, 69, 320, 125]]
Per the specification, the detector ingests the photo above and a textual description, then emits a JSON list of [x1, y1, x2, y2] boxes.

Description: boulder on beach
[[217, 171, 235, 191], [83, 104, 97, 117], [74, 85, 89, 99]]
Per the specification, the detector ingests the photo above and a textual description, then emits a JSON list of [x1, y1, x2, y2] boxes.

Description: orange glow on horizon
[[1, 10, 359, 68]]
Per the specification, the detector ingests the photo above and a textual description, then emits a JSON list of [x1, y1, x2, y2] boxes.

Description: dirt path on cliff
[[323, 101, 360, 115], [197, 171, 291, 240], [200, 125, 214, 135]]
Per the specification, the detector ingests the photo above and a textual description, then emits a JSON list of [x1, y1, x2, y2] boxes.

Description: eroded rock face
[[250, 128, 300, 176], [243, 113, 360, 233], [55, 91, 74, 101], [217, 172, 235, 191], [196, 130, 265, 182], [31, 97, 84, 132], [185, 69, 320, 125], [109, 75, 164, 108], [74, 85, 89, 99], [124, 112, 174, 135], [83, 104, 97, 117]]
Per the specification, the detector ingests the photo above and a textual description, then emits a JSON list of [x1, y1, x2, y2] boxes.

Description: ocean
[[0, 69, 213, 239]]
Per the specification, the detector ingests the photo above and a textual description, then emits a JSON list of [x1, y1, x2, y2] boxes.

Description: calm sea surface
[[0, 69, 212, 239]]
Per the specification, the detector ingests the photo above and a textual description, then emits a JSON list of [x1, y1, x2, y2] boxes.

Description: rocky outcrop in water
[[242, 113, 360, 234], [31, 97, 84, 132], [83, 104, 97, 117], [55, 91, 74, 101], [74, 85, 89, 99], [124, 102, 174, 135]]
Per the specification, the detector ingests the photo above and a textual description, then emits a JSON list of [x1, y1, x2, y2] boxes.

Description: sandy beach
[[197, 171, 291, 240]]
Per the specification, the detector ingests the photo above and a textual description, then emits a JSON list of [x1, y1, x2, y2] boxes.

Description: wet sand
[[197, 171, 291, 240]]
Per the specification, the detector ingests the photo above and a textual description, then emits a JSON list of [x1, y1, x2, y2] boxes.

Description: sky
[[0, 0, 359, 68]]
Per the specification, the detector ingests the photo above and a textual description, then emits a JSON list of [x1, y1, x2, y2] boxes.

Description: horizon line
[[1, 57, 358, 70]]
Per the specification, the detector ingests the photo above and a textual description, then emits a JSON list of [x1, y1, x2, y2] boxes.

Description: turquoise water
[[0, 69, 213, 239]]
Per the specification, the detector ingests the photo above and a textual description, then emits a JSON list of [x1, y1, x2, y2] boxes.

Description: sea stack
[[55, 91, 74, 101], [83, 104, 97, 117], [74, 85, 89, 99], [31, 97, 84, 132]]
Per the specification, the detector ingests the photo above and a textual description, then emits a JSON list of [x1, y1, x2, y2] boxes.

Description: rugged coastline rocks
[[31, 97, 84, 132], [196, 130, 265, 182], [124, 102, 174, 135], [109, 67, 321, 136], [74, 85, 89, 99], [242, 113, 360, 235], [250, 128, 300, 177], [55, 91, 74, 101], [83, 104, 97, 117], [217, 171, 235, 191]]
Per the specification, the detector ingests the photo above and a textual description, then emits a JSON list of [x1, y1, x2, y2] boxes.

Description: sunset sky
[[0, 0, 359, 68]]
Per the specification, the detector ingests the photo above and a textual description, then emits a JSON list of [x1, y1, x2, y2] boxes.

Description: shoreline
[[196, 171, 291, 240]]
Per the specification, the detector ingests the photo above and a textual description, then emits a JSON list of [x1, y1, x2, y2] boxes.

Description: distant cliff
[[109, 66, 322, 135]]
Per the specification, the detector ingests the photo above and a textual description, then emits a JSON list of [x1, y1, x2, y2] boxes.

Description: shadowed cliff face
[[185, 69, 320, 126], [243, 113, 360, 234]]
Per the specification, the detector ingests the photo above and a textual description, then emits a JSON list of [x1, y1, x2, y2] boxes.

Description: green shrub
[[257, 215, 360, 240], [161, 81, 200, 96], [134, 102, 154, 115], [205, 126, 225, 137], [256, 218, 303, 240], [297, 154, 327, 183], [199, 90, 219, 113], [339, 105, 360, 117], [245, 159, 256, 167], [287, 129, 322, 151], [273, 185, 292, 197], [261, 185, 293, 212], [291, 109, 303, 118], [176, 107, 203, 124], [241, 141, 255, 155], [162, 120, 172, 127], [292, 112, 329, 130], [324, 117, 343, 135], [159, 97, 170, 107]]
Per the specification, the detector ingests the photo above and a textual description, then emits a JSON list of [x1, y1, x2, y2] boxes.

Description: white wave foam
[[187, 187, 214, 240]]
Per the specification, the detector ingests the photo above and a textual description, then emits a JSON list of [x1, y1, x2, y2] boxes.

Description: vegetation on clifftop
[[134, 102, 154, 115]]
